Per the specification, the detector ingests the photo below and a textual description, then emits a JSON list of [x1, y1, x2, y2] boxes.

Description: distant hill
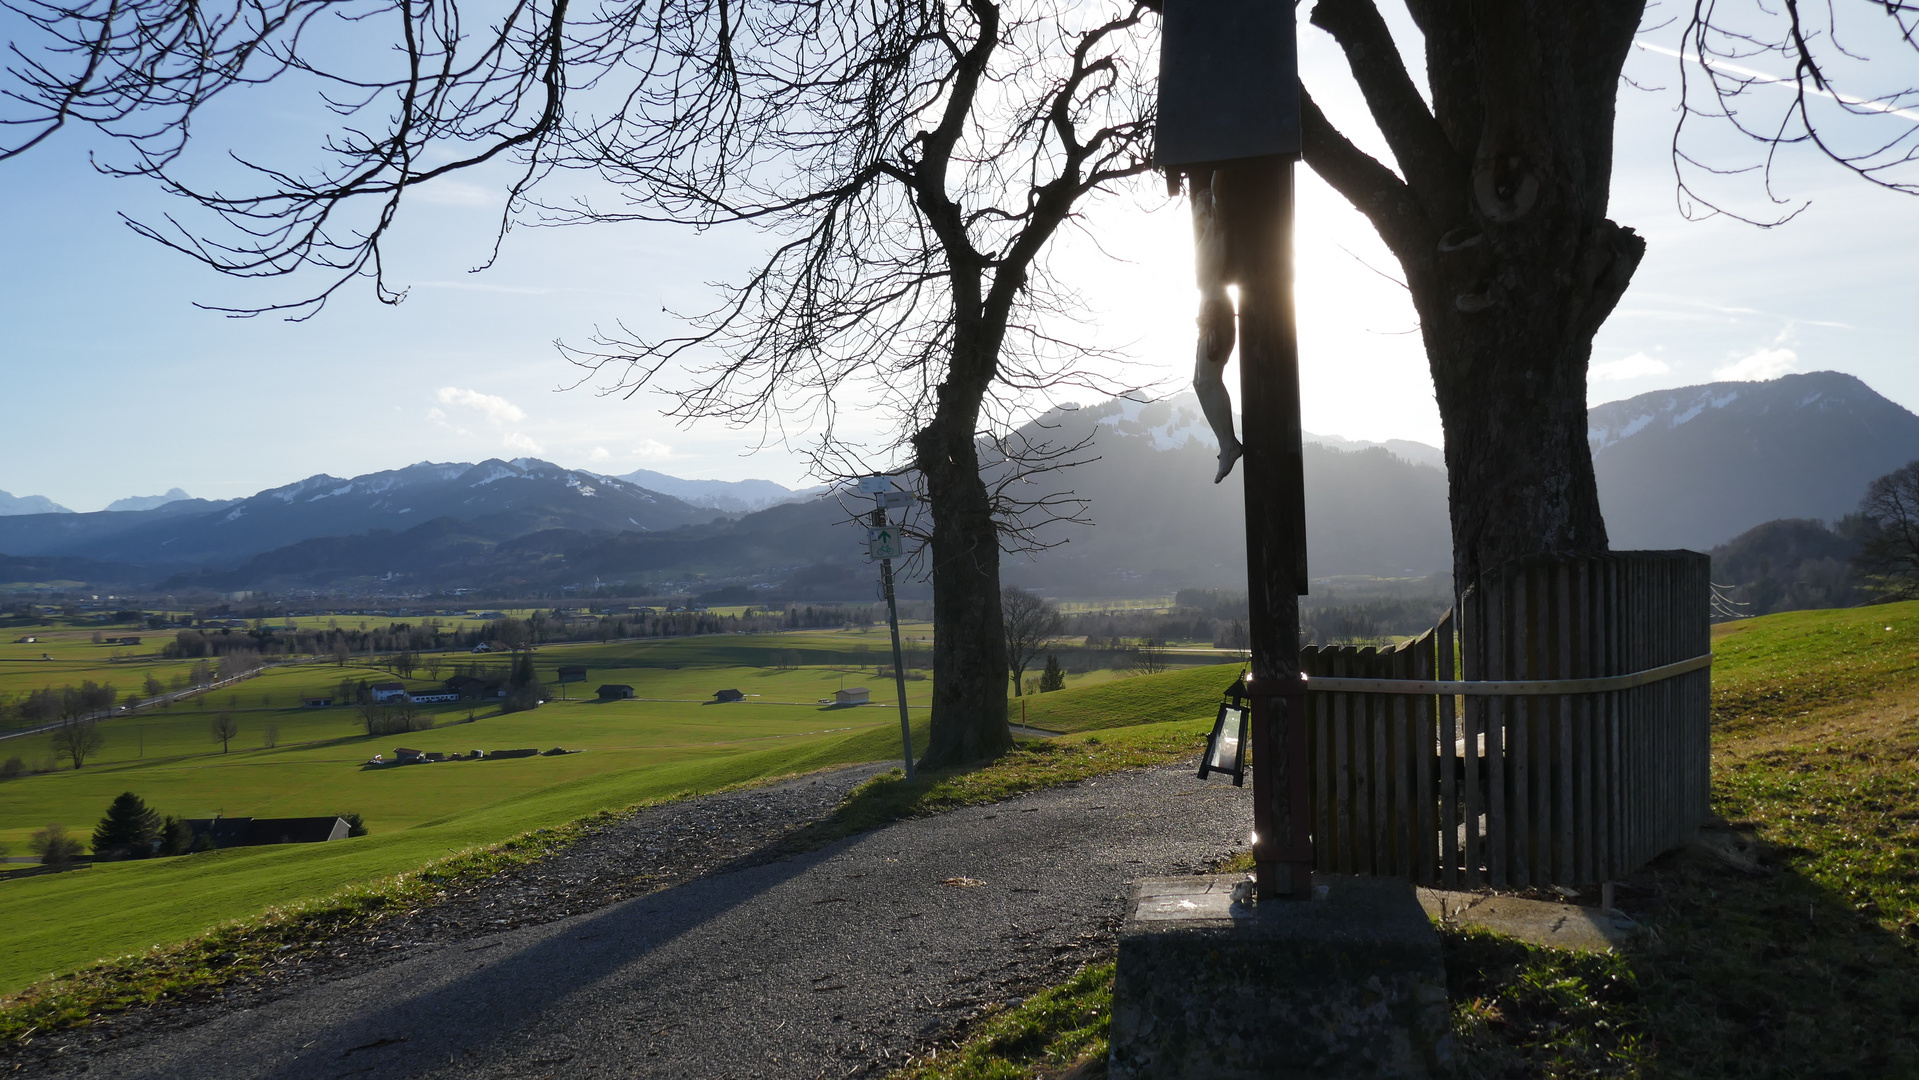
[[0, 459, 718, 570], [1709, 518, 1859, 617], [0, 553, 149, 588], [1590, 371, 1919, 550], [0, 490, 71, 516], [105, 488, 194, 513], [1000, 395, 1454, 593], [609, 469, 803, 514]]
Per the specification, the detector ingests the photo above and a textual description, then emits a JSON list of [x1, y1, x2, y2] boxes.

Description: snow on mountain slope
[[1589, 371, 1919, 549]]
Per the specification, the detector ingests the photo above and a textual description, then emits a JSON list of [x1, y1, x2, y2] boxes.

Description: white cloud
[[437, 386, 526, 424], [1591, 351, 1670, 382], [1714, 346, 1799, 381], [503, 432, 545, 454], [589, 446, 611, 462], [634, 439, 675, 461]]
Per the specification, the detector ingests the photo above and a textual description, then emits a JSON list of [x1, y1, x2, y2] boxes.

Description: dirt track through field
[[14, 760, 1251, 1079]]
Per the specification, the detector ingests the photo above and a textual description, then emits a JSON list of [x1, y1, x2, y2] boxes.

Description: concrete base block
[[1110, 875, 1452, 1079]]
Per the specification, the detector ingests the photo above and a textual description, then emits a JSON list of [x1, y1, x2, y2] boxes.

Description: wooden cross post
[[1222, 159, 1312, 899], [1157, 0, 1310, 899]]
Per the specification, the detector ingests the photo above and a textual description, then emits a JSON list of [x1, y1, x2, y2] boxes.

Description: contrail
[[1634, 39, 1919, 124]]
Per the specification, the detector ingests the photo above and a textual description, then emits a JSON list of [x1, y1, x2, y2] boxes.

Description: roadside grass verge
[[787, 718, 1212, 852], [889, 961, 1115, 1080]]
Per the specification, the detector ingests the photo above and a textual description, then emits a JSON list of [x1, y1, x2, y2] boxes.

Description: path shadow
[[209, 779, 890, 1080]]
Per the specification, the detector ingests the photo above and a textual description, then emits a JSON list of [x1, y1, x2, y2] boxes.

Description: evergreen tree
[[510, 651, 536, 689], [92, 791, 161, 857], [157, 815, 193, 856], [1039, 654, 1066, 693]]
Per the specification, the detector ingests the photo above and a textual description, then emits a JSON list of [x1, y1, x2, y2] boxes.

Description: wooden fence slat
[[1414, 628, 1436, 882], [1554, 560, 1575, 886], [1438, 611, 1459, 888], [1463, 590, 1484, 889], [1404, 636, 1420, 882], [1333, 645, 1354, 876], [1487, 570, 1509, 889]]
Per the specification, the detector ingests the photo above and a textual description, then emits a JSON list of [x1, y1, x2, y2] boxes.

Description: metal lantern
[[1198, 676, 1251, 785]]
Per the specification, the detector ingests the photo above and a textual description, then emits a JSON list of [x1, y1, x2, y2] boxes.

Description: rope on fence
[[1303, 652, 1711, 696]]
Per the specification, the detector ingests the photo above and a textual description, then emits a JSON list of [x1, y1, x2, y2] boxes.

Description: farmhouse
[[713, 688, 744, 703], [369, 682, 408, 703], [834, 686, 871, 705], [301, 696, 335, 708], [444, 674, 506, 699], [597, 684, 635, 701], [556, 665, 588, 683], [408, 690, 459, 704], [184, 816, 351, 849]]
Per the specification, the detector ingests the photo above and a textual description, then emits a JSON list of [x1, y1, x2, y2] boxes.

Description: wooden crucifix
[[1157, 0, 1312, 900]]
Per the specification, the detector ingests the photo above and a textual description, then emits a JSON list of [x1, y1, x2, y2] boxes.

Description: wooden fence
[[1296, 551, 1711, 888]]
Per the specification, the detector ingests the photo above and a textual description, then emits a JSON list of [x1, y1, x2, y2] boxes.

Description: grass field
[[1014, 663, 1240, 733], [0, 621, 1219, 999], [0, 641, 939, 849]]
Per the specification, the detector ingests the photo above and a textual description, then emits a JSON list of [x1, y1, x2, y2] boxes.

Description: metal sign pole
[[863, 479, 917, 782]]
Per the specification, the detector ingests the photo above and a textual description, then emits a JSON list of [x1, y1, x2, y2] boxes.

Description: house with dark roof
[[713, 688, 745, 703], [184, 816, 351, 849], [597, 684, 635, 701], [557, 665, 588, 683], [445, 674, 506, 700]]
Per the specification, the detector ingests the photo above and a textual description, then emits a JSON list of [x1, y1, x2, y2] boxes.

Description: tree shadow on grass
[[1447, 827, 1919, 1078]]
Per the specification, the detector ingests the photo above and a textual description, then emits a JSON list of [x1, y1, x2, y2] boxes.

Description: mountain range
[[1589, 370, 1919, 550], [1, 370, 1913, 596], [0, 490, 72, 516], [104, 488, 196, 513]]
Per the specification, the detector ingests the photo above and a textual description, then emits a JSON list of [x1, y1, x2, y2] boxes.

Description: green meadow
[[0, 721, 927, 995], [0, 619, 1235, 996], [0, 630, 943, 849]]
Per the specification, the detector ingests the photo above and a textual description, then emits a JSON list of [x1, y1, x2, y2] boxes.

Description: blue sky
[[4, 9, 1917, 511]]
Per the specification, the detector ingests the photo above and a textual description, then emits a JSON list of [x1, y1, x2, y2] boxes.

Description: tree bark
[[1300, 0, 1647, 591], [914, 369, 1014, 768]]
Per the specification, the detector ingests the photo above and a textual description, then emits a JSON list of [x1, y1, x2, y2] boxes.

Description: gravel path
[[15, 761, 1251, 1080]]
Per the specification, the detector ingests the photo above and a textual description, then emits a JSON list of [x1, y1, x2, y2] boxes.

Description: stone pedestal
[[1109, 874, 1451, 1079]]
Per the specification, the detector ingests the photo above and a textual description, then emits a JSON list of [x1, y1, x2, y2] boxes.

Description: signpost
[[1156, 0, 1310, 900], [861, 477, 917, 782]]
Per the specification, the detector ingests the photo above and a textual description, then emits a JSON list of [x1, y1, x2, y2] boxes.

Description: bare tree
[[1002, 587, 1064, 697], [29, 823, 84, 867], [0, 0, 1153, 770], [1851, 461, 1919, 600], [210, 712, 239, 753], [1125, 644, 1168, 676], [49, 718, 104, 768]]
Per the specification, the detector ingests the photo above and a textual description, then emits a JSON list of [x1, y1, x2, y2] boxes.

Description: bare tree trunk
[[1415, 219, 1638, 589], [915, 379, 1014, 769]]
